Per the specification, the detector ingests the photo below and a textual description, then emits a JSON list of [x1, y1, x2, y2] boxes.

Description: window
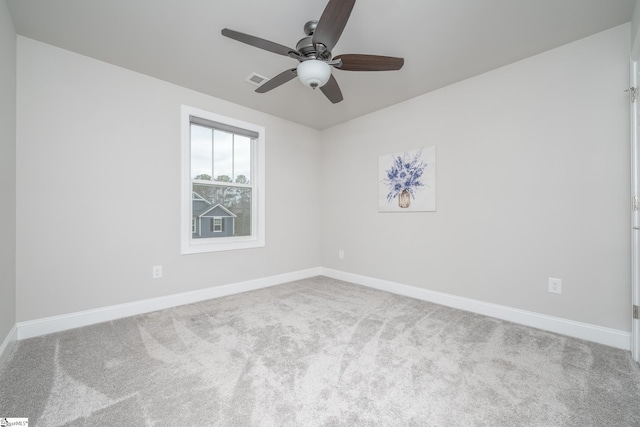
[[181, 105, 265, 254]]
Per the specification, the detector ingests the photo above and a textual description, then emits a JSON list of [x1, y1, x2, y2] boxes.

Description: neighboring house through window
[[191, 191, 236, 238], [181, 106, 265, 253]]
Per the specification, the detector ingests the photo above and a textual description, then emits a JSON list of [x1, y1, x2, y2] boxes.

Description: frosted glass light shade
[[297, 60, 331, 89]]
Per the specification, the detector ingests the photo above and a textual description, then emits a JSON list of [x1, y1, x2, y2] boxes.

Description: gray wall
[[15, 37, 322, 322], [321, 24, 631, 331], [0, 0, 17, 342], [632, 0, 640, 58]]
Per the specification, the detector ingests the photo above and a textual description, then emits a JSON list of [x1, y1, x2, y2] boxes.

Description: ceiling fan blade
[[320, 74, 343, 104], [255, 68, 298, 93], [222, 28, 298, 57], [312, 0, 356, 53], [334, 54, 404, 71]]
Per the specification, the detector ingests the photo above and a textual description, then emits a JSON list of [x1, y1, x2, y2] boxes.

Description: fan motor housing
[[296, 36, 316, 57], [296, 20, 331, 60]]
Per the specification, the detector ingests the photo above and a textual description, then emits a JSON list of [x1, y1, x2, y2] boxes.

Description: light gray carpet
[[1, 276, 639, 426]]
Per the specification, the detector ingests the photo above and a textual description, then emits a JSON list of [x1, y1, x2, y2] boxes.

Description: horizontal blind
[[190, 115, 259, 139]]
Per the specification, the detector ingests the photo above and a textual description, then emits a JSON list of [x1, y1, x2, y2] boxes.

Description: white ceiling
[[6, 0, 635, 130]]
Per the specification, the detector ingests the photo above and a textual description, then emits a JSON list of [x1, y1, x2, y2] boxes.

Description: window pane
[[232, 187, 252, 236], [191, 124, 212, 180], [213, 130, 233, 182], [192, 183, 251, 239], [234, 135, 251, 184]]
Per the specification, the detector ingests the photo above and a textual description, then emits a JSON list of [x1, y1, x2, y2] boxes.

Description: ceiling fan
[[221, 0, 404, 104]]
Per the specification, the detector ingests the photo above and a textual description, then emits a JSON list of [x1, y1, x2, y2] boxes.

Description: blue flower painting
[[383, 149, 426, 204], [378, 146, 436, 212]]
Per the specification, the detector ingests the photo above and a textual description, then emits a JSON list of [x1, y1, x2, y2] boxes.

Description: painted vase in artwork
[[398, 189, 411, 208]]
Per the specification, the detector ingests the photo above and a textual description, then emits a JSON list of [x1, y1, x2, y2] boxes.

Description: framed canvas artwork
[[378, 146, 436, 212]]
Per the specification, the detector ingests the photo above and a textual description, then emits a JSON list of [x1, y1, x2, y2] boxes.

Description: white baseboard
[[0, 324, 18, 369], [320, 268, 631, 351], [12, 266, 631, 351], [17, 267, 322, 340]]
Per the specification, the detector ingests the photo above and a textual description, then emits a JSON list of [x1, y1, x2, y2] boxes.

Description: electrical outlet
[[338, 249, 344, 259], [548, 277, 561, 294], [152, 265, 162, 279]]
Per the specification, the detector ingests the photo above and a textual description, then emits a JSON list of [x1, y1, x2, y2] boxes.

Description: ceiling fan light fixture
[[297, 60, 331, 89], [222, 0, 403, 103]]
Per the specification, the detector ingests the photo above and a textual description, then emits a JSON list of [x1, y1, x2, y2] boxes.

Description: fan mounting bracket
[[303, 20, 318, 36]]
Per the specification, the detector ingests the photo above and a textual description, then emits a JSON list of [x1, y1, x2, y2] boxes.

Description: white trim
[[200, 204, 237, 218], [192, 192, 209, 202], [16, 268, 321, 340], [0, 324, 18, 369], [192, 179, 252, 190], [320, 268, 631, 350]]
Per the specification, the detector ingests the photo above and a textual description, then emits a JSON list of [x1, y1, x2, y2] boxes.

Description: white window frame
[[213, 217, 222, 232], [181, 105, 265, 254]]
